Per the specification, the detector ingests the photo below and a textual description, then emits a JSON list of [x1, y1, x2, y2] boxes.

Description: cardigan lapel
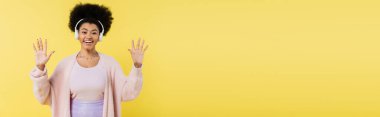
[[103, 53, 115, 117], [63, 53, 78, 117]]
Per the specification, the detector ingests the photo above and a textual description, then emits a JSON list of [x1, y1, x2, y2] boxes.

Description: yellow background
[[0, 0, 380, 116]]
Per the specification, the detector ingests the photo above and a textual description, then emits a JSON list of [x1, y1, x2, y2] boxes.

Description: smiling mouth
[[83, 40, 94, 44]]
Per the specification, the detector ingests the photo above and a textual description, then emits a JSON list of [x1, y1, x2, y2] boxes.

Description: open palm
[[128, 38, 148, 68], [33, 38, 54, 70]]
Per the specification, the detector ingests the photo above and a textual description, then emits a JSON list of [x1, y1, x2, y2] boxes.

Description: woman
[[30, 3, 148, 117]]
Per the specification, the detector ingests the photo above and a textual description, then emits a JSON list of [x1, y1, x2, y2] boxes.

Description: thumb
[[128, 49, 132, 54], [47, 51, 55, 59]]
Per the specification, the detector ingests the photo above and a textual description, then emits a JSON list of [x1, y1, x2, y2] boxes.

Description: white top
[[69, 55, 107, 102]]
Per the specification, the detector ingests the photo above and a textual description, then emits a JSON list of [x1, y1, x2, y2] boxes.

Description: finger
[[143, 45, 149, 52], [137, 38, 141, 50], [141, 40, 145, 50], [39, 38, 43, 51], [33, 43, 37, 53], [47, 51, 55, 60], [44, 39, 47, 53], [132, 40, 135, 50], [36, 38, 40, 51]]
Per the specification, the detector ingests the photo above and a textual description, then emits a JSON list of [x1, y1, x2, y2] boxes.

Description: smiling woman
[[29, 3, 149, 117]]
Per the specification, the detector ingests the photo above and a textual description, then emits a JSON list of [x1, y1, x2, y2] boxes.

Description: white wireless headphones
[[74, 18, 105, 41]]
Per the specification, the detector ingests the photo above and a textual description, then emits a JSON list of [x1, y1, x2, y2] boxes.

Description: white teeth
[[84, 41, 92, 43]]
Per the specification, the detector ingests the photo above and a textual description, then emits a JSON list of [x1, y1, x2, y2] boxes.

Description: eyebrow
[[80, 28, 99, 32]]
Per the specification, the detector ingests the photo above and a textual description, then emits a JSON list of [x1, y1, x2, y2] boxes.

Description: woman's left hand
[[128, 38, 148, 68]]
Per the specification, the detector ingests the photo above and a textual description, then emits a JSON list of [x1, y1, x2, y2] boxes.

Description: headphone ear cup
[[99, 33, 103, 41], [74, 29, 79, 39]]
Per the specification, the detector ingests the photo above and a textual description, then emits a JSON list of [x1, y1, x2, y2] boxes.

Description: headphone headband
[[74, 18, 105, 41]]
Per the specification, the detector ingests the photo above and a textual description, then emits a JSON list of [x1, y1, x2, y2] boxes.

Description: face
[[78, 23, 100, 51]]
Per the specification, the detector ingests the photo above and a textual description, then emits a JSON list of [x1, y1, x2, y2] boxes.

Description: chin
[[82, 44, 96, 50]]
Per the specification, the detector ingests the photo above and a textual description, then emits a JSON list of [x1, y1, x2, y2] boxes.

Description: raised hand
[[33, 38, 55, 71], [128, 38, 148, 68]]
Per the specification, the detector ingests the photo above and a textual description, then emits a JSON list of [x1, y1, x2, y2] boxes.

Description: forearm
[[129, 65, 143, 93], [30, 67, 51, 105], [122, 65, 143, 101]]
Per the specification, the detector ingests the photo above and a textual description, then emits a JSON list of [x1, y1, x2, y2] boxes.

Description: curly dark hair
[[69, 3, 113, 36]]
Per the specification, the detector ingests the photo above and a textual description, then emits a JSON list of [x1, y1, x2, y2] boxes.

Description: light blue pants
[[71, 99, 104, 117]]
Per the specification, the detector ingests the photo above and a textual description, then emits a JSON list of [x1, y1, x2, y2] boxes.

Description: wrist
[[37, 64, 45, 71], [134, 63, 142, 68]]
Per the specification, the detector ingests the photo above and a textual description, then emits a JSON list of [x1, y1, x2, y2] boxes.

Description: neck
[[79, 48, 98, 57]]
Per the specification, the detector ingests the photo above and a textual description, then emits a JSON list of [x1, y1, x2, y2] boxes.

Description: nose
[[84, 33, 92, 39]]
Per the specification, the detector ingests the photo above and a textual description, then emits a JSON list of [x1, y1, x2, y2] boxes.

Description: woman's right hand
[[33, 38, 55, 71]]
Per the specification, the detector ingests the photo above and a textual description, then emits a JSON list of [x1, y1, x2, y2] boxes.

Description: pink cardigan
[[30, 52, 143, 117]]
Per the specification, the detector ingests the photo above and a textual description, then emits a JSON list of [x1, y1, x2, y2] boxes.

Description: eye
[[81, 31, 87, 34], [92, 32, 98, 35]]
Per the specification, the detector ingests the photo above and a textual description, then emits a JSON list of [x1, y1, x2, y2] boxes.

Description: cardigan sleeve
[[30, 66, 52, 105], [113, 61, 143, 102], [29, 60, 65, 105]]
